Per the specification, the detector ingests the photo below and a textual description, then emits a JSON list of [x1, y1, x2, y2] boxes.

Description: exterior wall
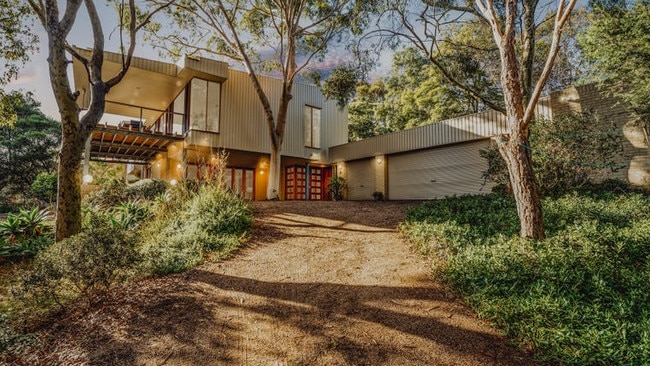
[[216, 70, 348, 161], [329, 109, 507, 162]]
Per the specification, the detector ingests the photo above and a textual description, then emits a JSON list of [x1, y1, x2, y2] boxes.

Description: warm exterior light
[[260, 170, 264, 175], [177, 163, 182, 169], [376, 157, 383, 164], [170, 179, 178, 186], [82, 174, 94, 184]]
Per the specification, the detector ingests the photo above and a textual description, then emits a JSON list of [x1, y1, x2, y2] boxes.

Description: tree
[[26, 0, 173, 241], [369, 0, 578, 238], [0, 91, 60, 194], [0, 0, 38, 85], [151, 0, 373, 200], [580, 1, 650, 125]]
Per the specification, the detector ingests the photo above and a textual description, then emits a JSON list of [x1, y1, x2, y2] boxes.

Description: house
[[74, 51, 650, 201], [73, 49, 347, 201]]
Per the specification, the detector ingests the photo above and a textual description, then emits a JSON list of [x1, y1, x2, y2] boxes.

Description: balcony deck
[[90, 123, 184, 164]]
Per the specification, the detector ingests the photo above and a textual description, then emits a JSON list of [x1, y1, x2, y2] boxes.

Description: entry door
[[285, 165, 307, 200]]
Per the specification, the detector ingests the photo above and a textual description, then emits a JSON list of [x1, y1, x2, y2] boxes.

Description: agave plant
[[0, 214, 24, 244]]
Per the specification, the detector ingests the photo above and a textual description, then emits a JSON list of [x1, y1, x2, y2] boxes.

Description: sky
[[6, 3, 374, 121]]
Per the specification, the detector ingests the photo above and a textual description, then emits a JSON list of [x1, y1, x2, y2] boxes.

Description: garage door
[[347, 159, 376, 200], [388, 140, 494, 200]]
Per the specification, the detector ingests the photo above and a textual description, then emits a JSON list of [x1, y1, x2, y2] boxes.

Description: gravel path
[[7, 201, 538, 365]]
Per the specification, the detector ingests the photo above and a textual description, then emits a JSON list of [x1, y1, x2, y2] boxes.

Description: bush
[[143, 183, 252, 275], [401, 192, 650, 365], [16, 221, 141, 307], [29, 172, 57, 204], [481, 112, 624, 196], [124, 179, 168, 200], [0, 208, 53, 259]]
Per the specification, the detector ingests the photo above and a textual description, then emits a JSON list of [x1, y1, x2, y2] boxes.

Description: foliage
[[321, 64, 364, 109], [124, 179, 168, 200], [29, 172, 57, 204], [481, 112, 624, 196], [16, 219, 141, 307], [0, 91, 60, 195], [0, 0, 38, 86], [0, 208, 52, 259], [580, 1, 650, 124], [143, 182, 252, 275], [327, 175, 347, 201], [401, 189, 650, 364]]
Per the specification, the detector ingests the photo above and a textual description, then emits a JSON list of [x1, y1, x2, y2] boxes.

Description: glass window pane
[[207, 82, 220, 133], [190, 79, 207, 130], [234, 169, 243, 196], [172, 90, 185, 134], [304, 106, 311, 146], [312, 108, 321, 148], [245, 170, 254, 200]]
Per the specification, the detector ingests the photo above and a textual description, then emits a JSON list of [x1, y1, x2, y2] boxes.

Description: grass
[[400, 189, 650, 365]]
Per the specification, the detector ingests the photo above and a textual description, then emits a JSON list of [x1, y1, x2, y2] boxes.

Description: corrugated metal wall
[[387, 140, 494, 200], [329, 109, 508, 162], [218, 70, 348, 160], [347, 159, 376, 200]]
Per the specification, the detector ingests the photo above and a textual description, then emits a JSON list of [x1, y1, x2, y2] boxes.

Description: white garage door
[[347, 159, 376, 200], [388, 140, 494, 200]]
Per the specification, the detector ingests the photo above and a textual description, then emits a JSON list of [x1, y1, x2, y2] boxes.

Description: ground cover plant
[[401, 184, 650, 365]]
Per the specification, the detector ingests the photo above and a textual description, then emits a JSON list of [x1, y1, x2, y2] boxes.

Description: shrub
[[143, 183, 252, 275], [29, 172, 57, 204], [481, 112, 624, 196], [124, 179, 168, 200], [0, 208, 53, 259], [327, 176, 347, 201], [401, 192, 650, 365], [16, 221, 141, 307]]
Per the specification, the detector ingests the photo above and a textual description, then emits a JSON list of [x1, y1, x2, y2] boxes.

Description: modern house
[[74, 49, 347, 201], [74, 50, 650, 201]]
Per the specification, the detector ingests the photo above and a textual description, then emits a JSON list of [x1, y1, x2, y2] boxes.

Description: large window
[[189, 78, 221, 132], [304, 105, 321, 148]]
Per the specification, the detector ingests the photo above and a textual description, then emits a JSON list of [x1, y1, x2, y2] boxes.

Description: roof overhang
[[89, 124, 184, 164], [72, 48, 229, 126]]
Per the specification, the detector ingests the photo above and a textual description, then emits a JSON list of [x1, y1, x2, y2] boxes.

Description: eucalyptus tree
[[367, 0, 578, 238], [26, 0, 174, 241], [150, 0, 373, 200]]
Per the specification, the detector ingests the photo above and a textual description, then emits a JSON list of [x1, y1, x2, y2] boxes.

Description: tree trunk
[[266, 143, 282, 200], [55, 115, 84, 241], [499, 132, 545, 239]]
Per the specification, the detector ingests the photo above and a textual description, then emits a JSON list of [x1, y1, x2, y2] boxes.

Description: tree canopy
[[581, 1, 650, 124], [0, 90, 60, 194]]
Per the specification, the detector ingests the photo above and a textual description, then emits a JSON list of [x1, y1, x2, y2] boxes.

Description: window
[[189, 78, 221, 132], [304, 106, 321, 148]]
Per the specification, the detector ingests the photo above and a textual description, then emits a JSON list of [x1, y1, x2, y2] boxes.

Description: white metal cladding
[[387, 140, 495, 200], [347, 159, 376, 200], [329, 109, 508, 162]]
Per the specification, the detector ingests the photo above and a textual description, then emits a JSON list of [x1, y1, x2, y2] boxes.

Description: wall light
[[375, 156, 383, 164], [177, 163, 183, 169], [82, 174, 94, 184], [170, 179, 178, 186]]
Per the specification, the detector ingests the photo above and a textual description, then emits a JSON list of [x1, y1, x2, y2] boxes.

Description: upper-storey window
[[189, 78, 221, 133], [304, 105, 321, 148]]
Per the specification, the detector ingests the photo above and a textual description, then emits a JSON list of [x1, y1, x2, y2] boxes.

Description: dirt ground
[[5, 201, 538, 365]]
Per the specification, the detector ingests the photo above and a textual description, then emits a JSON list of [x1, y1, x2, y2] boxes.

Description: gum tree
[[26, 0, 173, 241], [370, 0, 578, 238], [151, 0, 373, 199]]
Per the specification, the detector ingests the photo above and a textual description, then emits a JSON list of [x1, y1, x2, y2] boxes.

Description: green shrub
[[16, 222, 141, 307], [29, 172, 57, 204], [402, 192, 650, 365], [83, 178, 127, 207], [481, 112, 624, 196], [143, 183, 252, 275], [0, 208, 53, 259], [124, 179, 168, 200]]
